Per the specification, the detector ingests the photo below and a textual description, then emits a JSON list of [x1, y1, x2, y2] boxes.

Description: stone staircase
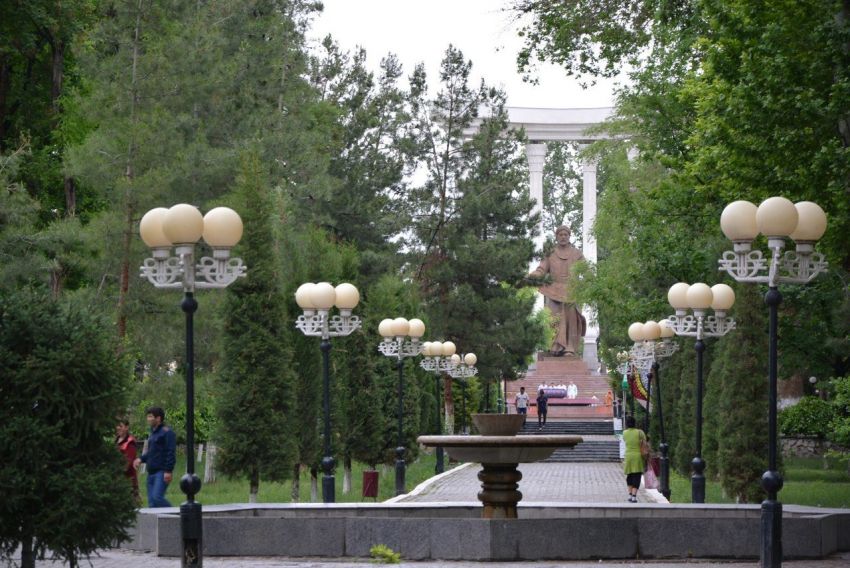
[[520, 420, 613, 436], [509, 353, 614, 419], [519, 420, 620, 463]]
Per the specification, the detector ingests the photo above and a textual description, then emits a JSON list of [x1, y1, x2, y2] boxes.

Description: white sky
[[308, 0, 618, 109]]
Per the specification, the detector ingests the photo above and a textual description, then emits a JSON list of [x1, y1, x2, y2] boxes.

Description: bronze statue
[[529, 225, 585, 356]]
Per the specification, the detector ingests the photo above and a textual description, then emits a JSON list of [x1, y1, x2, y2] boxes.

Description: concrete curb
[[384, 462, 473, 503]]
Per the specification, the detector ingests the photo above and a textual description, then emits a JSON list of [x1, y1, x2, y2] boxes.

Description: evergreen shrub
[[779, 396, 835, 438]]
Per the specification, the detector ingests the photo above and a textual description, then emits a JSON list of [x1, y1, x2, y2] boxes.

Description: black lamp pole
[[692, 338, 706, 504], [320, 338, 335, 503], [395, 358, 406, 496], [435, 374, 444, 474], [180, 293, 202, 568], [652, 360, 671, 500], [643, 371, 653, 434], [761, 286, 784, 567], [139, 205, 248, 568], [460, 380, 467, 434]]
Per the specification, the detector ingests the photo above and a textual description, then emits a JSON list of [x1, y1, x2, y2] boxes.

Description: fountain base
[[478, 463, 522, 518]]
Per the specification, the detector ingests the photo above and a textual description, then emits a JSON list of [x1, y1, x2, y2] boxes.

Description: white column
[[526, 143, 547, 314], [581, 157, 598, 265], [581, 157, 600, 369], [526, 143, 547, 255]]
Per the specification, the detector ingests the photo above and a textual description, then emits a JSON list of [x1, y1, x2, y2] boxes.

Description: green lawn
[[138, 448, 439, 506], [667, 457, 850, 508]]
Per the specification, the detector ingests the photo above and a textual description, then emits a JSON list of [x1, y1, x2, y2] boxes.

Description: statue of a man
[[529, 225, 585, 356]]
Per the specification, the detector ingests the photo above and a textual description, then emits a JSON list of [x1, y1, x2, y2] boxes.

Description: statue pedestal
[[582, 336, 599, 370]]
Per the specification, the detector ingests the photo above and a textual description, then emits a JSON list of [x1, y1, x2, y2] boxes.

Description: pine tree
[[214, 154, 297, 501], [0, 289, 136, 568], [408, 46, 544, 423], [307, 40, 412, 280]]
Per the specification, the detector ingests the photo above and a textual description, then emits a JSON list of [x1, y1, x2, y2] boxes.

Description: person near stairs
[[536, 390, 548, 428], [515, 387, 529, 425], [623, 415, 647, 502]]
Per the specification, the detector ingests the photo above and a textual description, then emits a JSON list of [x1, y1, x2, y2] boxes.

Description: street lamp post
[[448, 353, 479, 434], [377, 317, 425, 496], [629, 320, 679, 500], [663, 282, 737, 504], [420, 340, 458, 472], [717, 198, 828, 568], [140, 204, 247, 568], [294, 282, 362, 504]]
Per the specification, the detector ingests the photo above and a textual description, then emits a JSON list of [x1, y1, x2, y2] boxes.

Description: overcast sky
[[308, 0, 618, 109]]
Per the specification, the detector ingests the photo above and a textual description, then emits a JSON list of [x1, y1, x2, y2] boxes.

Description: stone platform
[[125, 500, 850, 561], [123, 462, 850, 562]]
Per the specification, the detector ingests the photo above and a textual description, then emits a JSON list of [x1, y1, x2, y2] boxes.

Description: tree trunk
[[342, 454, 352, 494], [0, 58, 11, 151], [64, 175, 76, 217], [203, 442, 216, 483], [20, 535, 34, 568], [249, 467, 259, 503], [48, 34, 78, 217], [443, 375, 455, 433], [838, 0, 850, 150], [50, 39, 64, 116], [290, 463, 301, 502], [310, 466, 318, 502], [117, 0, 145, 341]]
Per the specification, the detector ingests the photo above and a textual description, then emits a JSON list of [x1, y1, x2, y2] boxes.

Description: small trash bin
[[362, 470, 378, 499]]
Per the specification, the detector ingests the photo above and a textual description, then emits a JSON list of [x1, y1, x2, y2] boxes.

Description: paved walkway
[[11, 548, 850, 567], [396, 461, 664, 504]]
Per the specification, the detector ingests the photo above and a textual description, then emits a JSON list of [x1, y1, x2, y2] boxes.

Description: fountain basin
[[418, 434, 581, 463], [471, 413, 525, 436]]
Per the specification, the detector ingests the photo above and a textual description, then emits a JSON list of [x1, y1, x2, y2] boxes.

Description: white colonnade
[[471, 106, 616, 369]]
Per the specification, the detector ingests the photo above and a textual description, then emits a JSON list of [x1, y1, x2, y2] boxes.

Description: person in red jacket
[[115, 419, 140, 503]]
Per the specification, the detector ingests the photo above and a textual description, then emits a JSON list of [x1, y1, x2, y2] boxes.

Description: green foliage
[[669, 457, 850, 507], [542, 142, 583, 243], [214, 154, 298, 496], [673, 351, 697, 476], [307, 39, 412, 281], [0, 288, 136, 566], [409, 46, 544, 391], [828, 376, 850, 446], [369, 544, 401, 564], [519, 0, 850, 501], [711, 284, 769, 503], [780, 397, 836, 438]]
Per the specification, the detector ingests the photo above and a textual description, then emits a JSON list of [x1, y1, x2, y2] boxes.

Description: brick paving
[[398, 461, 660, 504]]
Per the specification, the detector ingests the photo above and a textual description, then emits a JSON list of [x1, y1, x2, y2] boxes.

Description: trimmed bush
[[780, 396, 835, 438]]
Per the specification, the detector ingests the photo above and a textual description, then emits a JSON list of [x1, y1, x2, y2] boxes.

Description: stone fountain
[[417, 414, 582, 519]]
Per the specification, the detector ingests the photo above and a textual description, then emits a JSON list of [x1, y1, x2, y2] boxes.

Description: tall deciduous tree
[[215, 154, 297, 502]]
